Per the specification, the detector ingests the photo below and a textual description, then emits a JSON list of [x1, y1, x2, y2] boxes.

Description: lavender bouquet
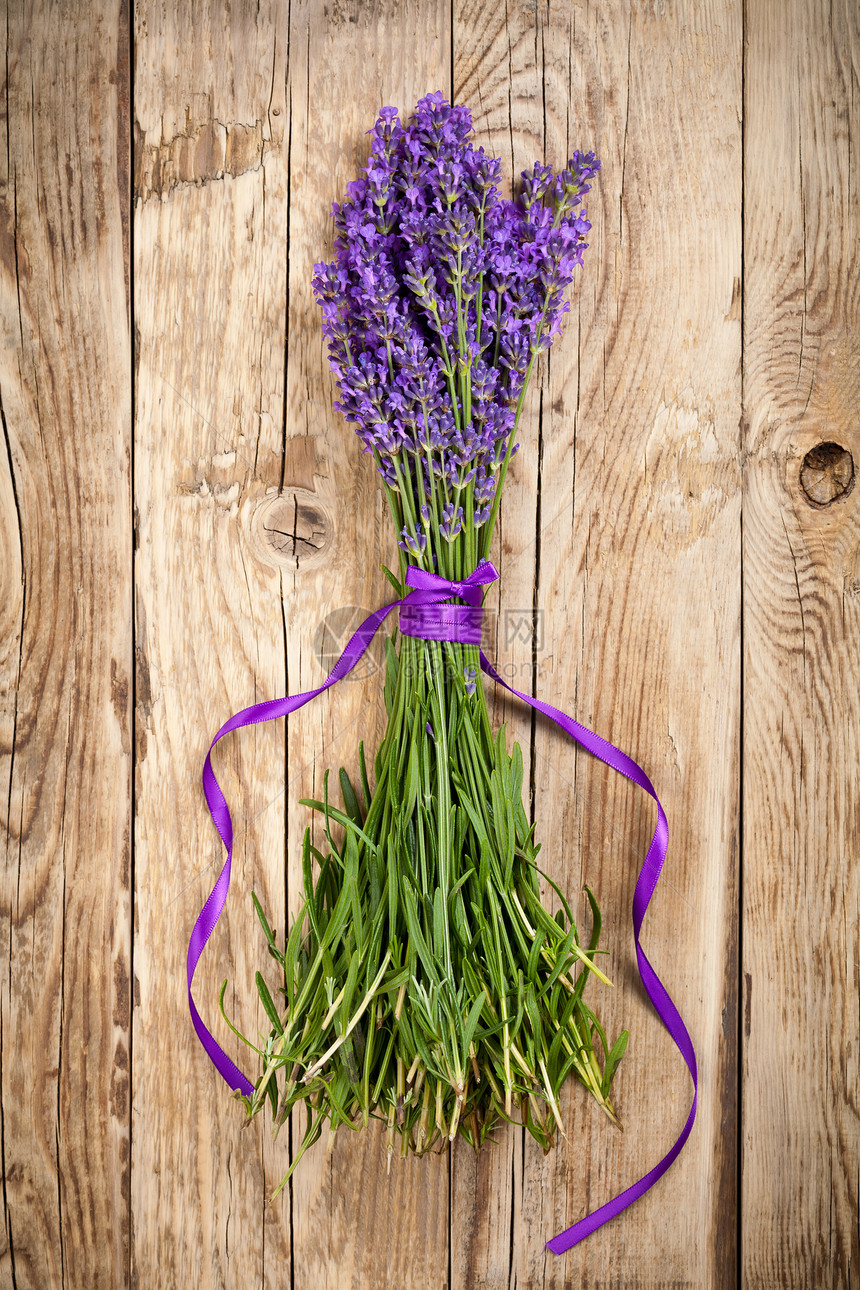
[[226, 93, 626, 1193]]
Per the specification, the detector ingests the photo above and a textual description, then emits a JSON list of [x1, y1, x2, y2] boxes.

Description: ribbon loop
[[189, 561, 696, 1253], [405, 558, 499, 605]]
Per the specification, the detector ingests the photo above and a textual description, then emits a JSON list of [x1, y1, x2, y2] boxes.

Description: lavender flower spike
[[312, 93, 599, 565]]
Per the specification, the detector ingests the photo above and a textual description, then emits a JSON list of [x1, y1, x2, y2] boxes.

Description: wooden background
[[1, 0, 858, 1285]]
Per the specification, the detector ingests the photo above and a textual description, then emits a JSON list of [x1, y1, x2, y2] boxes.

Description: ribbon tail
[[478, 651, 698, 1253], [187, 597, 403, 1096]]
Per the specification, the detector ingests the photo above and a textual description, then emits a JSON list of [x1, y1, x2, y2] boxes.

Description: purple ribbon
[[189, 560, 696, 1253], [189, 561, 498, 1096], [480, 655, 698, 1253]]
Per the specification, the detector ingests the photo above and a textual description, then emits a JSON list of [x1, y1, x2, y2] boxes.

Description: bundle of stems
[[225, 586, 626, 1193], [221, 94, 628, 1196]]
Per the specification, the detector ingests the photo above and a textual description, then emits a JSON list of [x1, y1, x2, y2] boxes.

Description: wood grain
[[450, 4, 552, 1284], [280, 7, 454, 1289], [2, 2, 859, 1286], [0, 3, 131, 1288], [456, 2, 742, 1286], [133, 3, 293, 1285], [742, 1, 860, 1285], [134, 2, 455, 1287]]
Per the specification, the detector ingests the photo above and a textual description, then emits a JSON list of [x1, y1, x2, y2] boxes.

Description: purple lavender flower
[[439, 501, 465, 540], [312, 94, 599, 552], [398, 526, 427, 558]]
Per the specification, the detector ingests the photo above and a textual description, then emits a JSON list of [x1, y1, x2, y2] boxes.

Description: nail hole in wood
[[799, 442, 855, 508]]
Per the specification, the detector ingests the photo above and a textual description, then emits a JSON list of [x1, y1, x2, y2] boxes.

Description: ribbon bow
[[399, 558, 497, 643]]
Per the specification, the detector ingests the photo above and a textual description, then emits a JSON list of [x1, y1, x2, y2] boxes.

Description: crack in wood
[[132, 114, 272, 202]]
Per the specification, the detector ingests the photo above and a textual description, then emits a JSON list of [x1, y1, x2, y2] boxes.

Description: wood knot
[[251, 490, 332, 571], [799, 442, 855, 508]]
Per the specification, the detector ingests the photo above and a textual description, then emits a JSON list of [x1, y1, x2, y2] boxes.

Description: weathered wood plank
[[280, 7, 453, 1289], [450, 3, 546, 1282], [459, 2, 742, 1286], [133, 3, 293, 1285], [742, 1, 860, 1285], [528, 5, 742, 1282], [134, 3, 456, 1287], [6, 2, 855, 1285], [0, 3, 132, 1287]]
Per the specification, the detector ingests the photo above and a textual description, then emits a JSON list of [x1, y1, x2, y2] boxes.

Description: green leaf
[[526, 926, 546, 983], [524, 858, 578, 938], [301, 830, 323, 944], [508, 740, 524, 807], [358, 740, 372, 812], [580, 1001, 610, 1063], [365, 899, 388, 966], [511, 971, 526, 1042], [380, 965, 411, 993], [403, 881, 439, 984], [387, 833, 399, 945], [451, 887, 472, 948], [299, 798, 379, 857], [489, 883, 519, 983], [345, 830, 365, 957], [369, 846, 382, 920], [319, 870, 354, 954], [452, 803, 469, 859], [217, 979, 263, 1055], [603, 1030, 629, 1094], [449, 866, 475, 900], [433, 886, 446, 963], [585, 884, 602, 955], [252, 891, 276, 952], [321, 768, 337, 856], [461, 993, 485, 1060], [370, 1028, 397, 1103], [547, 987, 581, 1066], [403, 735, 420, 820], [489, 768, 509, 862], [458, 791, 489, 848], [338, 949, 363, 1035], [380, 563, 402, 596], [533, 922, 577, 1003], [265, 1067, 279, 1120], [256, 971, 284, 1035], [284, 902, 309, 1011], [384, 635, 399, 718], [524, 980, 542, 1046], [458, 702, 492, 782], [339, 767, 363, 825]]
